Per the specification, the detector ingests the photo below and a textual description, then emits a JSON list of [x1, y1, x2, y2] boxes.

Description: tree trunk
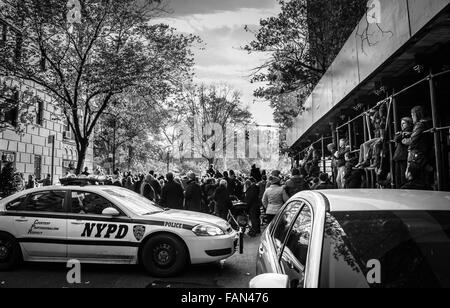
[[76, 140, 89, 175]]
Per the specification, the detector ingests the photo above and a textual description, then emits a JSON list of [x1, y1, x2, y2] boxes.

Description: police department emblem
[[133, 225, 146, 241]]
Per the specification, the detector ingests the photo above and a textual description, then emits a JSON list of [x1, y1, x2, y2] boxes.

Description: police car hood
[[149, 209, 230, 230]]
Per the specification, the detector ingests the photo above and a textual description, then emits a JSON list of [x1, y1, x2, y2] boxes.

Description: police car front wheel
[[0, 233, 21, 271], [141, 234, 188, 277]]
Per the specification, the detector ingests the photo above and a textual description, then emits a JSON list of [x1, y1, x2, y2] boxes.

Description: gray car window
[[272, 201, 303, 254]]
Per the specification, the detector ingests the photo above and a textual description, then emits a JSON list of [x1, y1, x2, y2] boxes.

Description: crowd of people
[[73, 164, 335, 237], [298, 105, 436, 191]]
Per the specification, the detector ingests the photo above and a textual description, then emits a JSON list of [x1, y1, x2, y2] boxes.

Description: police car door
[[67, 190, 135, 262], [7, 190, 68, 259]]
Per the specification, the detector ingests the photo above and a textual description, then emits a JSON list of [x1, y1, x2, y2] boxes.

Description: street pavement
[[0, 232, 261, 288]]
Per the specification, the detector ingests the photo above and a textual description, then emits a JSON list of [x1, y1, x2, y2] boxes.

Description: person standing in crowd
[[148, 171, 162, 202], [26, 175, 37, 189], [38, 174, 52, 187], [327, 143, 337, 184], [335, 138, 351, 189], [207, 165, 216, 177], [262, 176, 288, 223], [393, 117, 413, 188], [344, 152, 363, 189], [283, 168, 309, 199], [315, 173, 336, 190], [141, 175, 156, 202], [134, 174, 144, 194], [245, 179, 261, 237], [160, 172, 184, 210], [203, 178, 217, 214], [213, 180, 232, 220], [231, 170, 243, 200], [250, 164, 262, 183], [125, 176, 134, 191], [184, 172, 202, 212], [403, 106, 434, 187]]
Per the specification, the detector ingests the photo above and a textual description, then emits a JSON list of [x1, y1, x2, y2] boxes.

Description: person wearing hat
[[262, 175, 288, 223], [184, 172, 203, 212]]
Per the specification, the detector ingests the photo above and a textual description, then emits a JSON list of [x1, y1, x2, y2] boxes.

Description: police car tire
[[0, 233, 21, 271], [141, 234, 187, 277]]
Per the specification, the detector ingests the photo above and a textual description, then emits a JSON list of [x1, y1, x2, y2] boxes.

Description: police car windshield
[[103, 189, 163, 215], [320, 211, 450, 288]]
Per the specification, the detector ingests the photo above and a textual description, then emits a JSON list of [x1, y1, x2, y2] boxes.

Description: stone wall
[[0, 78, 94, 184]]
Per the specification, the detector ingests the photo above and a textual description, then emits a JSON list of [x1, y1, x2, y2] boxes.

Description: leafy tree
[[178, 84, 253, 166], [0, 162, 15, 197], [93, 95, 163, 172], [244, 0, 367, 128], [0, 0, 198, 173]]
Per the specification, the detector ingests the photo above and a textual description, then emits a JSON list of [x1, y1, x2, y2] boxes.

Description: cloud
[[166, 0, 277, 16], [153, 1, 281, 125]]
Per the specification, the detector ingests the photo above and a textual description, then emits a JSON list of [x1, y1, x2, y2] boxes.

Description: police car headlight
[[192, 224, 225, 236]]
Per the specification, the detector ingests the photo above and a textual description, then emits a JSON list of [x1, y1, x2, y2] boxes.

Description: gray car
[[250, 189, 450, 288]]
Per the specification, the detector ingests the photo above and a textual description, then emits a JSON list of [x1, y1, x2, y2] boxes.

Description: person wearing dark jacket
[[393, 117, 413, 188], [203, 179, 217, 214], [344, 153, 363, 189], [141, 175, 156, 202], [148, 172, 162, 202], [134, 174, 144, 194], [224, 170, 237, 197], [160, 172, 184, 209], [403, 106, 434, 187], [315, 173, 336, 190], [283, 168, 309, 198], [245, 179, 261, 237], [207, 165, 216, 177], [250, 164, 262, 183], [213, 180, 232, 220], [184, 172, 202, 212]]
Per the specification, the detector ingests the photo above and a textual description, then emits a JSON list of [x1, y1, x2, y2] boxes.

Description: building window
[[1, 151, 16, 164], [0, 151, 16, 174], [34, 155, 42, 180], [1, 91, 19, 127], [36, 99, 44, 126], [14, 32, 22, 61]]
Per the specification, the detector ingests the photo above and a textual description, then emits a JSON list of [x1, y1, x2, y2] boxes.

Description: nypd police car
[[0, 186, 238, 277]]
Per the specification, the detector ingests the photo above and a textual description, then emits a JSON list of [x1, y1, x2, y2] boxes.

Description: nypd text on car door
[[67, 190, 136, 262]]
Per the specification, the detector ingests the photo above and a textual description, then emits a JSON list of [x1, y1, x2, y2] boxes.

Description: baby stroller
[[227, 196, 249, 254]]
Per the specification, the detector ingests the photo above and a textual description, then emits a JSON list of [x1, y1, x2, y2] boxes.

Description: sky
[[156, 0, 281, 125]]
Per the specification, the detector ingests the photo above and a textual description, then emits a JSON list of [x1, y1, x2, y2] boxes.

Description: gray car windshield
[[320, 211, 450, 288], [103, 188, 163, 215]]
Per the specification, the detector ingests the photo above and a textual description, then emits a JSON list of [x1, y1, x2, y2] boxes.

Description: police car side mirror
[[249, 274, 289, 289], [102, 207, 120, 217]]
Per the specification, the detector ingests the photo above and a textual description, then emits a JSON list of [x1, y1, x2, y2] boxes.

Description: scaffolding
[[295, 68, 450, 191]]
